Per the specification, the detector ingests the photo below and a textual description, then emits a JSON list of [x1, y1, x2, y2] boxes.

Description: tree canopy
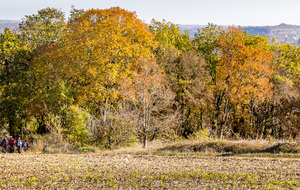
[[0, 7, 299, 148]]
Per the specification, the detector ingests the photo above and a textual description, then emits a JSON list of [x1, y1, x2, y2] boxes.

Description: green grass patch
[[77, 147, 97, 152]]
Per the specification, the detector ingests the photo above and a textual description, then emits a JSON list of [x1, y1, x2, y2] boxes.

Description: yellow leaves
[[273, 43, 300, 86], [32, 7, 156, 108]]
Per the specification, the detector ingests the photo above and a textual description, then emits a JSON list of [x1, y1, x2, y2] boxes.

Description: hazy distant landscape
[[181, 23, 300, 45], [0, 20, 20, 32], [1, 19, 300, 45]]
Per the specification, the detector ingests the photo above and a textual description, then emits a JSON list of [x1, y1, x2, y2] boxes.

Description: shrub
[[63, 105, 91, 147]]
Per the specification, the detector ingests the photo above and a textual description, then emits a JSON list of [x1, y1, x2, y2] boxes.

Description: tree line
[[0, 7, 299, 148]]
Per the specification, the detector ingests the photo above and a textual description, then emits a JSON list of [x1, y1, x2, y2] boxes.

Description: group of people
[[1, 136, 29, 153]]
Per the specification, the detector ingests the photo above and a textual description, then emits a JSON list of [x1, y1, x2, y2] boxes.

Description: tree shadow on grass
[[158, 141, 300, 157], [215, 142, 300, 157]]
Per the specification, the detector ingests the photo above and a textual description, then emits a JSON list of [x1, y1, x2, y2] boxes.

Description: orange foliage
[[217, 26, 275, 105], [119, 58, 177, 147]]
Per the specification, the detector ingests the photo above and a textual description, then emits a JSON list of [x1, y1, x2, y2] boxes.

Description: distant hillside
[[180, 23, 300, 46], [243, 23, 300, 45], [0, 20, 20, 33], [177, 24, 206, 35], [1, 20, 300, 45]]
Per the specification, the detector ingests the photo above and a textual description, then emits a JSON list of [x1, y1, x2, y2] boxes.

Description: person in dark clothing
[[1, 137, 7, 153], [9, 136, 15, 153], [16, 137, 22, 153]]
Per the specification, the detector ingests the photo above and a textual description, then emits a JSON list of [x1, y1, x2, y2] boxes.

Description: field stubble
[[0, 140, 300, 189]]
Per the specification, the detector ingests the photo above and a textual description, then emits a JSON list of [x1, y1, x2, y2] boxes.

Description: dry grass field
[[1, 140, 300, 189]]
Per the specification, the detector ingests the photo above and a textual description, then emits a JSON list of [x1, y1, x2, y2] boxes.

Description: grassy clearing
[[1, 139, 300, 189]]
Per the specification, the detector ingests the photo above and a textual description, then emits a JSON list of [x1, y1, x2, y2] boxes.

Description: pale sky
[[1, 0, 300, 26]]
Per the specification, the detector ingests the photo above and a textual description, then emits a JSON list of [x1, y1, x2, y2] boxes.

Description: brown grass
[[156, 139, 300, 155]]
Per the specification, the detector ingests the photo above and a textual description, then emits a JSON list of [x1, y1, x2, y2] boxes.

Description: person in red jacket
[[9, 136, 15, 153]]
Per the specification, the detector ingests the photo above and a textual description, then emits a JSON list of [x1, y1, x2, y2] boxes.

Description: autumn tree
[[150, 20, 211, 137], [15, 7, 68, 136], [69, 5, 85, 21], [150, 19, 192, 55], [261, 42, 300, 139], [158, 49, 212, 137], [0, 28, 33, 137], [193, 23, 224, 84], [19, 7, 65, 47], [120, 58, 177, 148], [59, 7, 155, 107], [176, 51, 212, 136], [31, 7, 156, 146], [212, 27, 274, 139]]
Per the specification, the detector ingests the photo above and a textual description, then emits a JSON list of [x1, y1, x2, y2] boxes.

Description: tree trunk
[[260, 125, 265, 139], [210, 120, 217, 139], [143, 134, 147, 148]]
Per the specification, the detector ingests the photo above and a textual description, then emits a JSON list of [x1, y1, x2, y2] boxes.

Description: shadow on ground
[[157, 140, 300, 156]]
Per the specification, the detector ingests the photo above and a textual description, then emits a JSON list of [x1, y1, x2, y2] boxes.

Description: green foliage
[[63, 105, 91, 146], [193, 23, 224, 82], [242, 29, 273, 51], [69, 5, 85, 21], [150, 19, 193, 53], [19, 7, 65, 47], [273, 42, 300, 86], [78, 147, 96, 152], [0, 28, 33, 136]]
